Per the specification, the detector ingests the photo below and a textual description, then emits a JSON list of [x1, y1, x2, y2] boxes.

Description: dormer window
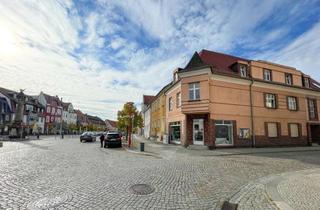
[[240, 65, 248, 78], [174, 72, 179, 82], [285, 73, 293, 85], [263, 69, 272, 81], [303, 77, 310, 88]]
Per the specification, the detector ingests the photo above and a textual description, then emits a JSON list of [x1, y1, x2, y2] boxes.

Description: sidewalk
[[128, 135, 320, 157], [229, 168, 320, 210]]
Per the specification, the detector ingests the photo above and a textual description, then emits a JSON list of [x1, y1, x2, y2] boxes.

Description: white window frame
[[288, 97, 297, 111], [263, 69, 271, 81], [309, 99, 316, 119], [240, 65, 248, 78], [265, 93, 276, 108], [177, 92, 181, 107], [285, 74, 293, 85], [168, 97, 173, 111], [189, 83, 200, 101], [304, 78, 310, 88], [47, 106, 50, 113]]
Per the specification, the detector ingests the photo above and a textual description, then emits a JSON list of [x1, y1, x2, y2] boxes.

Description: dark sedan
[[80, 132, 96, 143], [105, 132, 122, 148]]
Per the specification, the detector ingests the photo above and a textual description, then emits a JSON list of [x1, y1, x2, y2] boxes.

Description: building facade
[[150, 85, 171, 142], [141, 95, 154, 139], [38, 92, 63, 134], [105, 119, 117, 131], [164, 50, 320, 148], [86, 115, 106, 131]]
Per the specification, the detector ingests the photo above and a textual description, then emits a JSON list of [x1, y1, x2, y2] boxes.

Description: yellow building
[[150, 83, 172, 142]]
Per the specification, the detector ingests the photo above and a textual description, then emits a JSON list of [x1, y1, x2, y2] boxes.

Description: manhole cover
[[129, 184, 155, 195], [27, 194, 72, 209]]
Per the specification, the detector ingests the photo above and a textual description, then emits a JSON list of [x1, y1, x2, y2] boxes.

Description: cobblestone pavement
[[1, 136, 320, 209]]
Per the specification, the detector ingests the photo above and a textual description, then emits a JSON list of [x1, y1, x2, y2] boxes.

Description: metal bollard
[[140, 142, 145, 152], [0, 141, 3, 148]]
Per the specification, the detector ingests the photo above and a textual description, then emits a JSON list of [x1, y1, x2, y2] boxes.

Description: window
[[266, 122, 279, 138], [189, 82, 200, 100], [240, 65, 248, 77], [46, 106, 50, 113], [289, 123, 300, 138], [287, 96, 298, 111], [303, 77, 310, 88], [265, 93, 277, 108], [308, 98, 318, 120], [46, 116, 50, 123], [51, 107, 55, 115], [285, 73, 293, 85], [263, 69, 272, 81], [168, 97, 173, 111], [176, 92, 181, 107]]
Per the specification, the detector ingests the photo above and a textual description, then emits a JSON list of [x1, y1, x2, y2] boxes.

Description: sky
[[0, 0, 320, 120]]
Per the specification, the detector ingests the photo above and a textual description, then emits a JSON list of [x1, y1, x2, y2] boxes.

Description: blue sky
[[0, 0, 320, 120]]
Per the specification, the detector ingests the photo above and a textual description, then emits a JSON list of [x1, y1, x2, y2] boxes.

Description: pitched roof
[[43, 93, 62, 106], [143, 95, 155, 105], [184, 49, 249, 74], [105, 119, 117, 128]]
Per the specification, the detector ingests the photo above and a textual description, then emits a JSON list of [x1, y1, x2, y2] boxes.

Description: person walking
[[100, 133, 105, 148]]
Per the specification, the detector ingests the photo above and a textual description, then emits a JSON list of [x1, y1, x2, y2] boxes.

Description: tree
[[117, 102, 143, 147]]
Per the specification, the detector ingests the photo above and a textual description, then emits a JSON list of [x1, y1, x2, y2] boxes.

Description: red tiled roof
[[43, 93, 62, 106], [198, 49, 249, 73], [143, 95, 155, 105]]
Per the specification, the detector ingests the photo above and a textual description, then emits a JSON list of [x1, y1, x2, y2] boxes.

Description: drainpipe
[[249, 79, 256, 147]]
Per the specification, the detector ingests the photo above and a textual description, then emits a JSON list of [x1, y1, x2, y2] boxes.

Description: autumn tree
[[117, 102, 143, 147]]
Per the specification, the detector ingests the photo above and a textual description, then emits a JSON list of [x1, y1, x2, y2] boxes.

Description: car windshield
[[81, 132, 87, 136], [107, 134, 120, 139]]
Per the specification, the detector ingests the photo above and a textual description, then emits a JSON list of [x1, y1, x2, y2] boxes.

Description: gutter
[[250, 78, 256, 147]]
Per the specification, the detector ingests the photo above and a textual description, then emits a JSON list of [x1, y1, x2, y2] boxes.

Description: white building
[[141, 95, 154, 139], [143, 106, 151, 139], [62, 103, 77, 125]]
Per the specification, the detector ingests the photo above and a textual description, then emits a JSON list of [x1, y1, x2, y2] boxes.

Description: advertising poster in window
[[239, 128, 250, 139]]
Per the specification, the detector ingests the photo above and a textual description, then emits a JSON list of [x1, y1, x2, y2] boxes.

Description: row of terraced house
[[141, 50, 320, 148], [0, 87, 117, 136]]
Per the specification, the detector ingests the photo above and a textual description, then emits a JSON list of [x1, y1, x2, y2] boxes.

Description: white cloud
[[0, 0, 319, 121], [257, 21, 320, 81]]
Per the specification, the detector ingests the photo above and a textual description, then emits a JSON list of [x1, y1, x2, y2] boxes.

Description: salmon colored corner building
[[155, 49, 320, 148]]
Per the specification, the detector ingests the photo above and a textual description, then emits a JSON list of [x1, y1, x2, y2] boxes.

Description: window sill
[[188, 99, 201, 102]]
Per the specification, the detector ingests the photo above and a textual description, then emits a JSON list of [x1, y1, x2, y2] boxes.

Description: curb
[[200, 148, 320, 157], [229, 168, 320, 210]]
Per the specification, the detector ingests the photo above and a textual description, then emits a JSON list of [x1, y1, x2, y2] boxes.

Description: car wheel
[[80, 139, 83, 143]]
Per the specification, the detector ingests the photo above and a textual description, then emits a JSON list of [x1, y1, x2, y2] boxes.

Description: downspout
[[249, 78, 256, 147]]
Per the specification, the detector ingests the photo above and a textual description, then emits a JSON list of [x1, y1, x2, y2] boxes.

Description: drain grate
[[129, 184, 155, 195], [27, 194, 72, 209]]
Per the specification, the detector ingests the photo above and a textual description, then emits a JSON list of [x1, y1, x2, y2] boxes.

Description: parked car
[[105, 132, 122, 148], [80, 132, 96, 143]]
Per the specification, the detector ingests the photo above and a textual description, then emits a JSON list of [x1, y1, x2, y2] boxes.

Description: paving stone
[[0, 136, 320, 209]]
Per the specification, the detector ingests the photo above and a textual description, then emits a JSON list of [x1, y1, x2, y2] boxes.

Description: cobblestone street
[[1, 136, 320, 209]]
